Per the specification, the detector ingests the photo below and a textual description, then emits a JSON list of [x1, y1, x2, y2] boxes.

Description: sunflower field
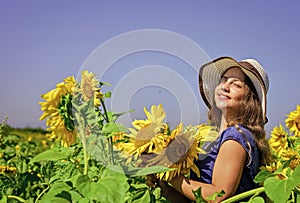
[[1, 70, 300, 203]]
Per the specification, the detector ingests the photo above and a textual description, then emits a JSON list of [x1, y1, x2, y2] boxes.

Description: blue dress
[[191, 125, 260, 195]]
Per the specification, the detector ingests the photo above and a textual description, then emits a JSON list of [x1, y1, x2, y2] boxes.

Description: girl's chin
[[216, 102, 230, 108], [216, 104, 234, 111]]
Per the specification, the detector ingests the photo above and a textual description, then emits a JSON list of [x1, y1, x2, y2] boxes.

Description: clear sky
[[0, 1, 299, 136]]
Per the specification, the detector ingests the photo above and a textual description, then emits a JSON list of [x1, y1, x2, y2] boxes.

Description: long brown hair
[[208, 74, 272, 166]]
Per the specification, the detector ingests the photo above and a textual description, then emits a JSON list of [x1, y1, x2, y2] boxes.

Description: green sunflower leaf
[[291, 164, 300, 185], [106, 110, 134, 122], [254, 170, 273, 184], [129, 165, 175, 177], [264, 176, 294, 203], [30, 147, 72, 163], [104, 91, 111, 98], [133, 190, 151, 203], [75, 167, 129, 202], [193, 187, 206, 203], [102, 123, 127, 134], [39, 181, 72, 203], [247, 196, 265, 203]]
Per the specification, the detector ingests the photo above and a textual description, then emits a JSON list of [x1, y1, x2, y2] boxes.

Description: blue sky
[[0, 1, 299, 135]]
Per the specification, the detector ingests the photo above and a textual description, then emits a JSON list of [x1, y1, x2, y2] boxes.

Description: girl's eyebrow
[[221, 75, 243, 82], [221, 75, 227, 79], [221, 75, 229, 80]]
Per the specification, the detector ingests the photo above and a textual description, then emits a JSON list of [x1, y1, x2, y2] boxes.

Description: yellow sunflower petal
[[121, 105, 170, 155], [286, 105, 300, 136], [190, 164, 200, 178]]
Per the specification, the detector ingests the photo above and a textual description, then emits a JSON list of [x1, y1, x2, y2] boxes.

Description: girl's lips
[[218, 93, 230, 100]]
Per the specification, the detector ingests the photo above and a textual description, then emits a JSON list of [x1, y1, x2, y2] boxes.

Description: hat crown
[[241, 59, 269, 92]]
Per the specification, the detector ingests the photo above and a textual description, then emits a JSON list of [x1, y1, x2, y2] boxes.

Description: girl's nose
[[221, 83, 229, 92]]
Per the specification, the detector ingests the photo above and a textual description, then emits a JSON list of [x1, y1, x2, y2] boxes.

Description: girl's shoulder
[[221, 125, 254, 142], [220, 125, 260, 177], [219, 125, 256, 153]]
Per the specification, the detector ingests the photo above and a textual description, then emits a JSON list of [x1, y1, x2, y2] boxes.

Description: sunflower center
[[295, 116, 300, 131], [136, 123, 158, 140], [165, 133, 191, 164], [83, 83, 94, 99]]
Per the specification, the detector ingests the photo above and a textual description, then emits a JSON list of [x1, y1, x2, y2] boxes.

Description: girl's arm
[[170, 140, 247, 202]]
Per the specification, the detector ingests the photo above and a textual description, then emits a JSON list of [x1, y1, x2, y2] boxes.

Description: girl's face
[[214, 67, 249, 117]]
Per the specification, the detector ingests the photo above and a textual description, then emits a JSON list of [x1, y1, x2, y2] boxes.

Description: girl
[[147, 56, 272, 202]]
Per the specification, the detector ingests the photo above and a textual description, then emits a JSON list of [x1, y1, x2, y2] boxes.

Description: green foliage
[[0, 81, 171, 202], [263, 164, 300, 203], [37, 167, 130, 203], [193, 187, 225, 203], [247, 196, 265, 203], [254, 170, 274, 184], [102, 122, 128, 134], [0, 117, 52, 202], [193, 187, 206, 203], [30, 147, 72, 163], [207, 190, 225, 201], [125, 179, 168, 203]]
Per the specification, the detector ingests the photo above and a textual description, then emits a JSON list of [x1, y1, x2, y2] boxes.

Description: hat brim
[[199, 56, 267, 119]]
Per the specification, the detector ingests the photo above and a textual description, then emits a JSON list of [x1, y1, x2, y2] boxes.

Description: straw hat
[[199, 56, 269, 123]]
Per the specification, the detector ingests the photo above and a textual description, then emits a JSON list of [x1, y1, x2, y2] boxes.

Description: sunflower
[[77, 70, 102, 107], [0, 166, 17, 175], [145, 123, 204, 181], [119, 105, 217, 181], [131, 103, 167, 130], [120, 104, 171, 156], [193, 124, 219, 143], [281, 148, 300, 170], [39, 76, 77, 147], [286, 105, 300, 137], [260, 160, 283, 173], [269, 125, 288, 157]]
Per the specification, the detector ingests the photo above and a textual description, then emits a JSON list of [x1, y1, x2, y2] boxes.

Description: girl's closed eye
[[232, 81, 244, 88]]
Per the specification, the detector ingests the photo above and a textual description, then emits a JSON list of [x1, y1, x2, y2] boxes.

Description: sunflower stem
[[82, 130, 89, 175], [100, 98, 115, 165], [221, 187, 265, 203], [74, 111, 89, 175], [100, 99, 109, 123], [35, 185, 50, 203], [7, 195, 27, 203]]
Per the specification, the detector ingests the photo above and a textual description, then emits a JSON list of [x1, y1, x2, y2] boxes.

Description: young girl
[[147, 56, 272, 202]]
